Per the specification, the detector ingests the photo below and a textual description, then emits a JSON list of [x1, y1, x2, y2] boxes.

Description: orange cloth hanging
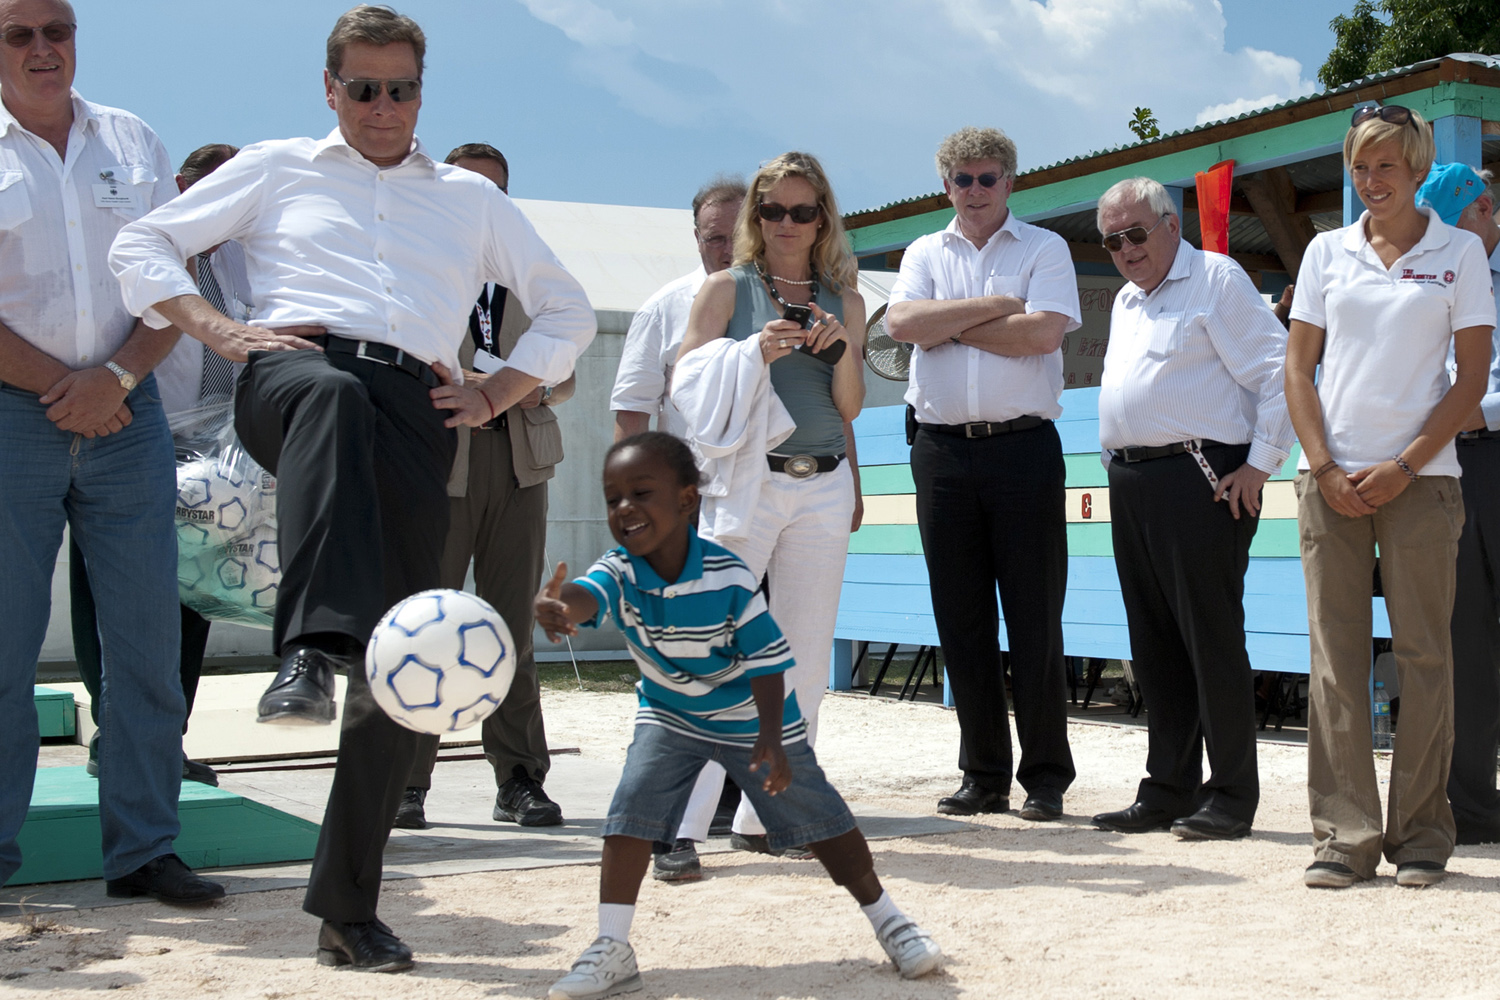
[[1195, 160, 1234, 255]]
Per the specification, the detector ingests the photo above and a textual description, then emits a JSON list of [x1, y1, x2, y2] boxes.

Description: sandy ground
[[4, 688, 1500, 1000]]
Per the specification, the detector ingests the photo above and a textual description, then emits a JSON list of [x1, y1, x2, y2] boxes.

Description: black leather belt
[[1115, 439, 1229, 463], [767, 453, 844, 478], [920, 415, 1046, 438], [478, 410, 508, 431], [321, 334, 441, 388], [1458, 428, 1498, 442]]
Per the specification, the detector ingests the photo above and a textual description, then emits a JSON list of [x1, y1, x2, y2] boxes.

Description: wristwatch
[[541, 385, 554, 404], [104, 361, 137, 392]]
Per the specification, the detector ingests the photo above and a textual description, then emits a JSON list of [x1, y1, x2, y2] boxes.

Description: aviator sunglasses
[[1351, 104, 1417, 130], [3, 21, 74, 47], [1101, 213, 1169, 252], [331, 71, 422, 103], [951, 172, 1001, 189], [757, 202, 822, 224]]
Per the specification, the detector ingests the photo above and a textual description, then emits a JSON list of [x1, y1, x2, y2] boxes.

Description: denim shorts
[[604, 723, 857, 851]]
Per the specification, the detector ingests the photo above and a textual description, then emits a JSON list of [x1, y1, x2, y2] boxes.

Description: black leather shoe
[[1170, 805, 1251, 841], [316, 918, 414, 973], [105, 853, 225, 905], [393, 788, 427, 830], [257, 646, 338, 725], [1092, 801, 1182, 833], [1018, 789, 1064, 821], [936, 779, 1009, 816], [183, 755, 219, 787], [493, 767, 563, 826]]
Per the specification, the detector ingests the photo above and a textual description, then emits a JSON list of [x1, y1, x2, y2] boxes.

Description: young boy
[[536, 432, 942, 999]]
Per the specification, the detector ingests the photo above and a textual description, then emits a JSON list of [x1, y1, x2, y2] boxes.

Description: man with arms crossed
[[886, 126, 1078, 821], [111, 5, 594, 971], [1090, 177, 1293, 841]]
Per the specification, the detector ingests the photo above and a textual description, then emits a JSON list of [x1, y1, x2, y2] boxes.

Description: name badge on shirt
[[472, 348, 505, 375], [92, 170, 137, 211]]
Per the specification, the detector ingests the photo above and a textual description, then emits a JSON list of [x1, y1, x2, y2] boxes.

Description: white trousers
[[676, 461, 854, 840]]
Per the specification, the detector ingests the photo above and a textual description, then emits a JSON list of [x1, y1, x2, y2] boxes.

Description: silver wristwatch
[[104, 361, 138, 392]]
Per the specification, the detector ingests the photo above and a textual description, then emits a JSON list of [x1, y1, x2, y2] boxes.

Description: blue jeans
[[0, 376, 184, 884]]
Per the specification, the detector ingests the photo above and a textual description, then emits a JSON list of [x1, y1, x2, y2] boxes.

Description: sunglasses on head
[[1351, 104, 1416, 129], [952, 172, 1001, 189], [3, 21, 74, 47], [331, 71, 421, 103], [1101, 213, 1169, 252], [757, 202, 821, 224]]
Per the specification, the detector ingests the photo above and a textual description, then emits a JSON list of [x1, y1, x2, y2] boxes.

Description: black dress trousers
[[1448, 436, 1500, 833], [1108, 442, 1260, 824], [911, 421, 1075, 797], [234, 348, 455, 924]]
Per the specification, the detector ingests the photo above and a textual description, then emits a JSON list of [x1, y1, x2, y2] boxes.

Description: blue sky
[[72, 0, 1359, 213]]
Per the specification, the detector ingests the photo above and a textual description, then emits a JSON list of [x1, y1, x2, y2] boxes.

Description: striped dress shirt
[[1099, 241, 1295, 474], [577, 531, 805, 746]]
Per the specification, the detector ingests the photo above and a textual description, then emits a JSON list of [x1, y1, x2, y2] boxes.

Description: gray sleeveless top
[[724, 263, 846, 456]]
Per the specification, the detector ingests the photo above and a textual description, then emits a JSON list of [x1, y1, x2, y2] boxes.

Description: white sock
[[860, 890, 905, 931], [598, 903, 635, 943]]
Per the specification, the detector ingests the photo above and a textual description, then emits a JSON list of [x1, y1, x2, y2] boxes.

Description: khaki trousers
[[1297, 472, 1463, 877]]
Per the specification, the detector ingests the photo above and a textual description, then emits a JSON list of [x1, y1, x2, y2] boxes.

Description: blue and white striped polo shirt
[[577, 532, 806, 746]]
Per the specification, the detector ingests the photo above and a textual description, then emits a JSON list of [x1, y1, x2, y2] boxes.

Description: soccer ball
[[176, 456, 275, 547], [364, 589, 516, 735]]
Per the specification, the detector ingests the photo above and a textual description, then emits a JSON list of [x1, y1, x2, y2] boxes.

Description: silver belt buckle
[[784, 454, 819, 478], [354, 340, 404, 368], [964, 421, 992, 439]]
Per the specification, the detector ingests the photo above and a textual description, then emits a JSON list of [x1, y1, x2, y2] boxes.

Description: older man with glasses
[[886, 126, 1079, 822], [1090, 177, 1294, 841]]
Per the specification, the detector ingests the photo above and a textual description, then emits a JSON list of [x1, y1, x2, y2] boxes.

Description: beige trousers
[[1297, 472, 1463, 877]]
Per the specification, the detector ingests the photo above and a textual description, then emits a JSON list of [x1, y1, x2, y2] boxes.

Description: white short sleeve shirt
[[610, 265, 706, 439], [1290, 207, 1497, 477], [888, 212, 1081, 424]]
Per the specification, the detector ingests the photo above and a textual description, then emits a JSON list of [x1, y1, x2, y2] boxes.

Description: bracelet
[[481, 388, 497, 423], [1312, 460, 1339, 480], [1393, 455, 1419, 481]]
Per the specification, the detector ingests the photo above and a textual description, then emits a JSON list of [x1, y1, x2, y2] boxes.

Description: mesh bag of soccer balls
[[169, 399, 280, 629]]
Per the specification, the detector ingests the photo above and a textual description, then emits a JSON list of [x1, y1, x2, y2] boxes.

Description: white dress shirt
[[1291, 208, 1496, 477], [110, 129, 595, 385], [154, 241, 254, 416], [1099, 241, 1295, 474], [0, 92, 175, 370], [887, 212, 1081, 424], [611, 264, 705, 438]]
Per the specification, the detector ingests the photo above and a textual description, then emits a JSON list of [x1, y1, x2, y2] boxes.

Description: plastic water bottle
[[1372, 682, 1392, 750]]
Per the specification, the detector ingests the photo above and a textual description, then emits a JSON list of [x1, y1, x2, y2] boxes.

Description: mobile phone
[[780, 305, 846, 365], [781, 305, 813, 328]]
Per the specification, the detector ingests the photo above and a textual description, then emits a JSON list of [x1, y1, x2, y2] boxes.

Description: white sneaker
[[547, 937, 643, 1000], [875, 916, 943, 979]]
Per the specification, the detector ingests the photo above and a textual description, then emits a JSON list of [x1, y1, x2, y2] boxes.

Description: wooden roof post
[[1433, 113, 1483, 168]]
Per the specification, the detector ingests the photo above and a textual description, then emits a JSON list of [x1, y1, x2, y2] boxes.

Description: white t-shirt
[[610, 265, 706, 439], [1290, 207, 1496, 477]]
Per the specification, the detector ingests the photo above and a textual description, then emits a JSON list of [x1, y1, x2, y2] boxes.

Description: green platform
[[33, 686, 76, 738], [11, 767, 320, 885]]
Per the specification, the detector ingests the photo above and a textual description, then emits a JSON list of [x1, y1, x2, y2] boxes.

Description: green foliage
[[1128, 107, 1161, 142], [1319, 0, 1500, 91]]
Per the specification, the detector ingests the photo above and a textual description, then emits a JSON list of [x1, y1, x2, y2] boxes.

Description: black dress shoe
[[936, 780, 1009, 816], [493, 767, 563, 826], [1091, 801, 1182, 833], [393, 788, 427, 830], [1170, 805, 1251, 841], [257, 646, 338, 725], [1018, 789, 1064, 821], [182, 755, 219, 787], [105, 853, 225, 905], [316, 918, 414, 973]]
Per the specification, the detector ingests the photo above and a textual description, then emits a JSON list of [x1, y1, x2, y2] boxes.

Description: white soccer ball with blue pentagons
[[176, 456, 273, 547], [365, 588, 516, 734]]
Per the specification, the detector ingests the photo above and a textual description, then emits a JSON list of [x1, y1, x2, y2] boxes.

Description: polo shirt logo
[[1444, 270, 1456, 284], [1399, 268, 1442, 284]]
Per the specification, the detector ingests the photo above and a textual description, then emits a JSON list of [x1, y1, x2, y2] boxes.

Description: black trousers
[[1108, 443, 1260, 823], [1449, 437, 1500, 830], [911, 421, 1075, 797], [68, 534, 209, 730], [234, 349, 454, 924]]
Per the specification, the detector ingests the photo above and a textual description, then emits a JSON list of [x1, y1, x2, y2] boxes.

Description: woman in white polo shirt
[[1286, 105, 1496, 890]]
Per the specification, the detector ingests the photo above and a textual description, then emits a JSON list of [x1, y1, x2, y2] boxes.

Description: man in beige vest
[[398, 144, 575, 828]]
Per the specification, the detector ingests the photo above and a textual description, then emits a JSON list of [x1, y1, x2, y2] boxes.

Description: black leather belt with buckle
[[767, 453, 844, 478], [921, 415, 1046, 438], [1115, 439, 1229, 463], [322, 334, 441, 389], [1458, 428, 1498, 442], [479, 411, 508, 431]]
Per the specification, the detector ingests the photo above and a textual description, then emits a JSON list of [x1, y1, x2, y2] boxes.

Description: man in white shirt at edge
[[1090, 177, 1294, 842], [0, 0, 225, 907], [611, 176, 744, 441], [885, 126, 1079, 822], [109, 5, 594, 973]]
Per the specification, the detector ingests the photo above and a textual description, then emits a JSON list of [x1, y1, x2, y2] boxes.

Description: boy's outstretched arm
[[534, 562, 598, 642], [747, 674, 791, 794]]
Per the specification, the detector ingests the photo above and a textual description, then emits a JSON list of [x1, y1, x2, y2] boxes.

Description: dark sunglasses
[[952, 172, 1000, 189], [757, 202, 821, 224], [3, 21, 74, 47], [331, 71, 421, 103], [1101, 213, 1169, 252], [1351, 104, 1416, 130]]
